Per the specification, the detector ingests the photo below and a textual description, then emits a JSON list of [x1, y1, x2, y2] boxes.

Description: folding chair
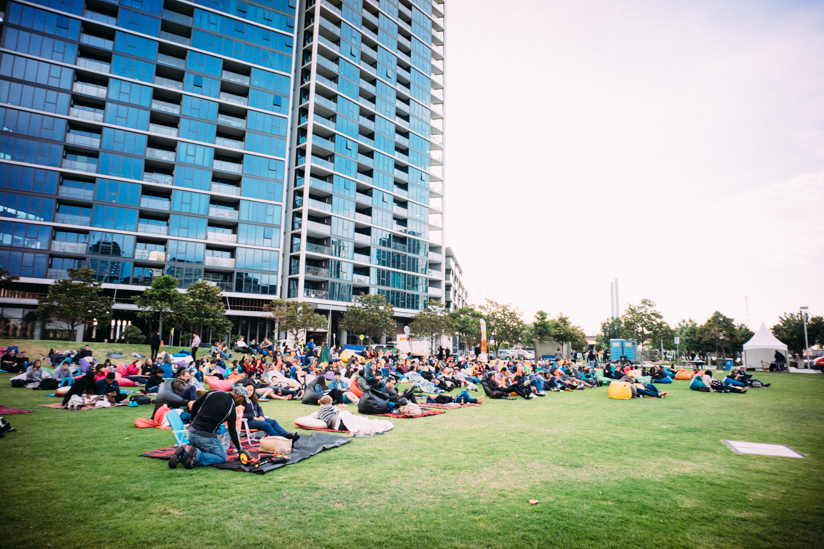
[[165, 410, 189, 446]]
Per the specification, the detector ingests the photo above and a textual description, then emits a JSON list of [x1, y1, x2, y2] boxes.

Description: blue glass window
[[101, 128, 147, 155], [0, 53, 74, 90], [236, 248, 278, 271], [88, 231, 135, 258], [237, 224, 279, 248], [175, 167, 212, 191], [87, 259, 132, 284], [27, 0, 84, 16], [168, 240, 205, 264], [179, 119, 217, 143], [333, 175, 356, 198], [169, 215, 207, 239], [185, 73, 221, 98], [234, 272, 278, 295], [187, 52, 222, 76], [177, 143, 215, 167], [0, 250, 47, 277], [0, 165, 58, 194], [247, 111, 288, 137], [1, 29, 76, 64], [239, 201, 280, 224], [99, 153, 143, 180], [171, 190, 209, 215], [0, 192, 54, 221], [0, 137, 61, 166], [0, 221, 50, 249], [91, 205, 138, 231], [182, 96, 219, 121], [6, 4, 81, 38], [243, 156, 283, 179], [108, 79, 153, 107], [117, 8, 160, 36], [104, 103, 150, 131], [94, 179, 140, 206], [165, 265, 203, 288], [241, 176, 283, 202], [0, 107, 66, 140], [248, 89, 287, 115], [111, 55, 156, 82], [120, 0, 163, 15], [113, 32, 158, 60], [0, 81, 70, 115]]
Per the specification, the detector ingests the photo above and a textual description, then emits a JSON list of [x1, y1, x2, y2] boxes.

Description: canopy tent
[[743, 323, 788, 371]]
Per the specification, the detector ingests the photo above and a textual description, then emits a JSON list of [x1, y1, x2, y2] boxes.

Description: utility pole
[[801, 306, 810, 369]]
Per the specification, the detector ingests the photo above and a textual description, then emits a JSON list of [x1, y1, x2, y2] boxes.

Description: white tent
[[743, 323, 788, 371]]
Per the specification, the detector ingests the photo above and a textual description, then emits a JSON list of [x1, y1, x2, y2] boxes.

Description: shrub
[[123, 325, 146, 344]]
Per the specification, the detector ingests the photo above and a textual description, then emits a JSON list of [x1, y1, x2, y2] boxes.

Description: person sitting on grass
[[1, 348, 24, 373], [488, 371, 532, 399], [62, 368, 99, 410], [727, 367, 770, 388], [53, 360, 75, 385], [96, 372, 128, 405], [168, 389, 243, 469], [25, 359, 47, 384], [382, 377, 416, 404], [317, 395, 349, 431], [143, 368, 165, 394], [235, 381, 299, 440], [691, 371, 747, 393]]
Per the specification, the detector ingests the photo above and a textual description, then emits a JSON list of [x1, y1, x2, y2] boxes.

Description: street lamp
[[801, 306, 810, 369]]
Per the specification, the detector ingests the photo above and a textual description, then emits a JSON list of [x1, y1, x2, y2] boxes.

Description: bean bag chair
[[295, 414, 329, 430], [115, 375, 136, 387], [689, 376, 707, 391], [340, 349, 354, 362], [301, 384, 323, 405], [348, 378, 364, 398], [635, 375, 652, 384], [205, 376, 233, 391], [674, 370, 691, 380], [155, 380, 188, 412], [608, 381, 632, 400], [357, 389, 391, 415], [655, 376, 673, 384], [78, 358, 92, 373]]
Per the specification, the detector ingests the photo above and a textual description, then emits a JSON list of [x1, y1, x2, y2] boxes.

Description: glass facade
[[0, 0, 296, 297], [285, 0, 445, 315]]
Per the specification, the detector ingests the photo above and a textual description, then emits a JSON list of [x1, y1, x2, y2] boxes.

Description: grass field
[[0, 340, 822, 549]]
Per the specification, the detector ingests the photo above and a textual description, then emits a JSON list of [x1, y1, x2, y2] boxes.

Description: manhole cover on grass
[[722, 440, 808, 458]]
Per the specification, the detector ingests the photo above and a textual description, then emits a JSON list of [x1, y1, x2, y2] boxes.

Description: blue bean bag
[[689, 376, 706, 391], [656, 376, 673, 384]]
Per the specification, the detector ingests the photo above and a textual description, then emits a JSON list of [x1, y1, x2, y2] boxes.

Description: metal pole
[[610, 282, 615, 319], [801, 307, 810, 369]]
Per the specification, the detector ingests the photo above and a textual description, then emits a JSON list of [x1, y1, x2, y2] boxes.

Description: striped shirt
[[317, 404, 338, 428]]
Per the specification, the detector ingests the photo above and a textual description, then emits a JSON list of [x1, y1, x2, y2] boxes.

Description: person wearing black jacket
[[62, 369, 97, 408], [172, 390, 243, 469], [150, 331, 161, 361], [488, 374, 532, 399]]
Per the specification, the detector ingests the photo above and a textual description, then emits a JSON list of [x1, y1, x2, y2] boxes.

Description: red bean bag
[[674, 370, 691, 380], [116, 375, 136, 387], [349, 379, 363, 398], [206, 375, 233, 391]]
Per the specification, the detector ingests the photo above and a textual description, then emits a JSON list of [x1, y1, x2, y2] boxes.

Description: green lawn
[[0, 343, 822, 548]]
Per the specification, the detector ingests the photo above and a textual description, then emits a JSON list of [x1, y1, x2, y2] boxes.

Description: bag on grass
[[11, 379, 26, 388], [0, 416, 13, 438], [398, 403, 422, 416], [36, 378, 59, 391], [259, 435, 292, 454]]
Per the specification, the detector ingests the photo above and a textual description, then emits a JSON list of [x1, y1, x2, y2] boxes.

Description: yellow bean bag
[[340, 349, 353, 362], [674, 370, 691, 380], [608, 381, 632, 400]]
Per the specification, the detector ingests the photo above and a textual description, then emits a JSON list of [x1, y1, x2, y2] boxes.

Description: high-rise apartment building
[[0, 0, 446, 344], [444, 246, 465, 312], [284, 0, 446, 344]]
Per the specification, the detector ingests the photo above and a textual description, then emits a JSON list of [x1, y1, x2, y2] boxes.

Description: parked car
[[497, 349, 518, 360]]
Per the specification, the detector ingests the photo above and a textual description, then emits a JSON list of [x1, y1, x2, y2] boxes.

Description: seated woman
[[726, 367, 769, 388], [234, 381, 299, 440], [317, 395, 349, 430], [62, 368, 100, 409], [651, 365, 673, 383], [233, 336, 250, 354], [25, 360, 47, 385]]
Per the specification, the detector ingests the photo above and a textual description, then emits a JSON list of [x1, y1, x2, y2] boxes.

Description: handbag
[[259, 435, 292, 454], [398, 403, 422, 416]]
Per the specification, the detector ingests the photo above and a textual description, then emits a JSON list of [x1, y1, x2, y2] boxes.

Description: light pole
[[801, 306, 810, 369]]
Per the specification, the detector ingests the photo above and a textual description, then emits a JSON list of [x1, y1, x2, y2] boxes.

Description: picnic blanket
[[374, 409, 445, 418], [0, 406, 33, 414], [139, 433, 351, 474], [419, 402, 481, 410], [39, 400, 150, 411]]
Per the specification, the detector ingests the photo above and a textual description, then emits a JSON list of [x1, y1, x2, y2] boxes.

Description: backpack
[[11, 379, 26, 388], [36, 378, 60, 391]]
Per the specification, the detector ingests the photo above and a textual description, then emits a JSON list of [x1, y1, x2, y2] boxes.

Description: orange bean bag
[[206, 375, 233, 391], [674, 370, 691, 380], [349, 379, 363, 398]]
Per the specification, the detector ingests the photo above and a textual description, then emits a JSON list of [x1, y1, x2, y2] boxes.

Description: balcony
[[318, 35, 339, 53], [137, 223, 168, 235], [429, 287, 443, 297], [353, 252, 370, 264], [151, 99, 181, 115], [320, 0, 342, 17], [79, 33, 113, 50], [143, 172, 173, 186], [149, 123, 178, 137], [208, 231, 237, 244], [306, 243, 331, 255], [355, 192, 371, 205], [305, 266, 330, 278], [55, 213, 91, 226], [210, 182, 240, 196], [160, 31, 190, 46], [429, 218, 443, 228], [47, 269, 69, 280], [212, 159, 242, 174], [430, 270, 443, 278], [157, 53, 185, 69], [135, 249, 166, 261], [58, 186, 94, 200], [208, 207, 239, 221], [83, 9, 116, 25], [354, 233, 370, 244], [355, 212, 371, 224], [429, 182, 443, 194], [356, 172, 373, 184], [393, 205, 408, 216], [316, 55, 338, 73], [219, 91, 248, 106], [306, 220, 331, 235], [353, 273, 369, 284], [315, 74, 338, 91], [304, 288, 328, 299], [217, 113, 246, 129], [222, 70, 250, 86], [161, 9, 192, 26], [308, 198, 332, 212], [314, 94, 337, 111], [76, 57, 110, 73], [313, 114, 336, 130], [310, 177, 333, 192], [359, 79, 376, 94], [357, 154, 373, 167], [428, 251, 443, 262], [69, 107, 103, 122], [311, 156, 334, 171], [319, 17, 340, 36], [205, 256, 235, 268], [394, 169, 409, 182], [215, 136, 244, 150], [140, 196, 171, 211], [155, 76, 183, 91], [51, 241, 87, 254], [391, 242, 407, 253], [312, 135, 335, 152], [146, 148, 176, 162], [72, 82, 107, 98], [393, 186, 408, 198], [61, 159, 97, 173]]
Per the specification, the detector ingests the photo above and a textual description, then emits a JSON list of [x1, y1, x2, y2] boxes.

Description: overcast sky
[[443, 0, 824, 334]]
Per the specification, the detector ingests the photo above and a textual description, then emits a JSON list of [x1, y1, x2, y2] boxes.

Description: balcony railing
[[151, 99, 181, 115], [219, 91, 248, 106], [212, 160, 242, 174], [47, 269, 69, 280], [429, 287, 443, 297], [215, 136, 244, 150], [306, 220, 331, 235], [393, 205, 408, 216], [72, 82, 107, 98], [318, 35, 339, 53], [319, 17, 340, 35], [353, 253, 370, 264], [149, 123, 178, 137], [222, 70, 250, 85], [208, 232, 237, 243], [155, 76, 184, 91], [160, 31, 190, 46], [69, 107, 103, 122], [51, 241, 87, 254], [205, 256, 235, 268], [355, 213, 371, 224], [217, 113, 246, 129], [79, 33, 113, 50], [161, 9, 192, 26], [157, 53, 185, 69], [430, 270, 443, 278], [146, 148, 176, 162], [310, 177, 333, 192], [58, 186, 94, 200], [311, 156, 334, 171], [359, 79, 376, 94], [354, 233, 370, 244], [61, 159, 97, 173], [308, 198, 332, 212], [210, 182, 240, 196], [83, 9, 116, 25], [312, 135, 335, 152], [76, 57, 110, 73], [143, 172, 174, 186], [314, 115, 336, 130], [304, 288, 328, 299], [355, 193, 371, 205], [314, 95, 337, 111], [306, 243, 331, 255], [134, 249, 166, 261], [428, 251, 443, 262], [315, 74, 338, 91], [140, 196, 171, 211], [305, 266, 330, 278], [320, 0, 342, 17], [352, 274, 369, 284], [55, 213, 91, 226], [393, 186, 408, 198], [137, 223, 169, 235], [208, 207, 239, 220]]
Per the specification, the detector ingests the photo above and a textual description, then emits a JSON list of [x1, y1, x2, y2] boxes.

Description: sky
[[443, 0, 824, 335]]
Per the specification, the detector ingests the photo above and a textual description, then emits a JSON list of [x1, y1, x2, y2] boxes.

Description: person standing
[[191, 333, 201, 360], [150, 330, 161, 361]]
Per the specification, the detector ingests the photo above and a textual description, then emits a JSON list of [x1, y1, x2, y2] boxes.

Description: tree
[[264, 299, 326, 346], [122, 325, 146, 344], [520, 323, 535, 347], [449, 306, 483, 349], [0, 267, 20, 290], [772, 312, 824, 354], [410, 299, 454, 354], [697, 311, 738, 360], [533, 310, 556, 350], [340, 293, 396, 345], [595, 317, 622, 351], [621, 299, 669, 350], [674, 318, 700, 357], [479, 299, 524, 351], [37, 266, 112, 340], [553, 313, 587, 352], [176, 281, 233, 344], [134, 276, 186, 339]]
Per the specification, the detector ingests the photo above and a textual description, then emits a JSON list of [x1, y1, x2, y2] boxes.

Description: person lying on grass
[[234, 380, 300, 440], [691, 371, 747, 394], [317, 395, 349, 431], [427, 390, 483, 405], [727, 367, 770, 388], [616, 373, 668, 398]]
